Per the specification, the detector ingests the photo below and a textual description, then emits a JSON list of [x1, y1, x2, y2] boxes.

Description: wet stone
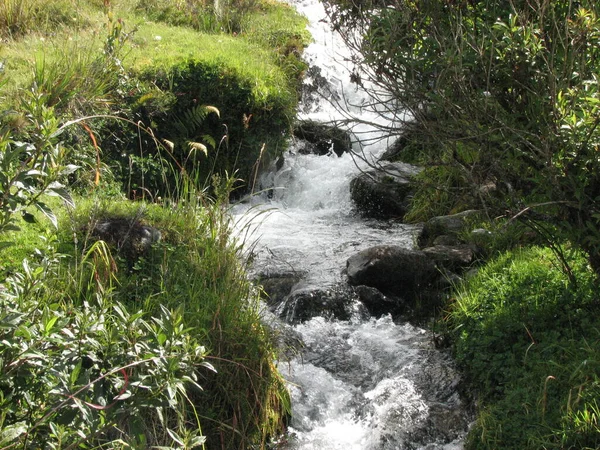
[[275, 285, 366, 325]]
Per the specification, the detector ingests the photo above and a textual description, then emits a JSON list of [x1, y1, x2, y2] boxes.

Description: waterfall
[[231, 0, 472, 447]]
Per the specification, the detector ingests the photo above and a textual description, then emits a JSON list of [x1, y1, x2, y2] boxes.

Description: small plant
[[0, 90, 76, 243], [0, 239, 212, 448]]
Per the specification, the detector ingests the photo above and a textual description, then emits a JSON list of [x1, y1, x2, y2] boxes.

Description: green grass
[[0, 0, 307, 106], [0, 0, 304, 446], [0, 183, 290, 448], [0, 0, 309, 192], [126, 23, 290, 106], [448, 246, 600, 449]]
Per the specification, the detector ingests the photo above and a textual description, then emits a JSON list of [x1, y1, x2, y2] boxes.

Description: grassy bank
[[0, 185, 290, 448], [0, 0, 307, 447], [1, 0, 309, 195], [444, 245, 600, 449]]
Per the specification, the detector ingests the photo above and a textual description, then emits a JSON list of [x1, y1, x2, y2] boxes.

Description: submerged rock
[[354, 285, 406, 317], [350, 162, 422, 219], [255, 270, 304, 307]]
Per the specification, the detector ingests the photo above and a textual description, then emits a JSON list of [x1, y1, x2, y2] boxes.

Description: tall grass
[[57, 177, 290, 448], [0, 0, 87, 39]]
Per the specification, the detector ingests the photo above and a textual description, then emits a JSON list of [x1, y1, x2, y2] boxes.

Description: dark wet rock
[[91, 217, 161, 259], [293, 120, 352, 157], [299, 65, 333, 114], [432, 234, 461, 246], [380, 135, 411, 162], [422, 244, 475, 271], [380, 124, 433, 162], [350, 162, 422, 219], [261, 312, 305, 360], [346, 245, 438, 297], [418, 210, 481, 247], [256, 271, 304, 307], [275, 285, 365, 324], [354, 285, 405, 317]]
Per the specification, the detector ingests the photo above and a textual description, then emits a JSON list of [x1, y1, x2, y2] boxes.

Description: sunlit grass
[[448, 247, 600, 449]]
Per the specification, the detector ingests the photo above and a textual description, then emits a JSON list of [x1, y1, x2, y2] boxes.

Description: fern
[[172, 104, 220, 138]]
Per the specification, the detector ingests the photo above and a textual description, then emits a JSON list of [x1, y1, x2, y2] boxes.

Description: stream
[[231, 0, 472, 448]]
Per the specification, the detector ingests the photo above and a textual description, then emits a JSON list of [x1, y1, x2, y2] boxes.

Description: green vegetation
[[0, 0, 307, 447], [324, 0, 600, 447], [0, 187, 290, 448], [1, 0, 309, 194], [448, 247, 600, 449]]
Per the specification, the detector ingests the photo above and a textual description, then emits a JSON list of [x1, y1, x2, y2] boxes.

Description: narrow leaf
[[34, 201, 57, 228]]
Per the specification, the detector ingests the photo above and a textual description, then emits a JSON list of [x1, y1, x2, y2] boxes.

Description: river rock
[[293, 120, 352, 157], [422, 244, 475, 271], [354, 285, 405, 317], [350, 162, 422, 219], [275, 285, 366, 324], [432, 234, 461, 246], [255, 271, 304, 307], [346, 245, 438, 297], [418, 210, 481, 247]]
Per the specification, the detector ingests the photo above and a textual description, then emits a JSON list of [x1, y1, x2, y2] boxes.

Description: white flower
[[154, 35, 162, 41]]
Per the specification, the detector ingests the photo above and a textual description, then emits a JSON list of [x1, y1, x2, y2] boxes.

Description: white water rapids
[[231, 0, 471, 448]]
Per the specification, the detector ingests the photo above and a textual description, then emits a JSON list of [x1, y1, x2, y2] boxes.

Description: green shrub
[[0, 240, 209, 448], [448, 247, 600, 449], [326, 0, 600, 277]]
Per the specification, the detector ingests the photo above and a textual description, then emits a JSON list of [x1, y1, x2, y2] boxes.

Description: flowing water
[[231, 0, 472, 447]]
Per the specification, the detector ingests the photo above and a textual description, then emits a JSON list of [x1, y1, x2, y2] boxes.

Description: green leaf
[[45, 315, 59, 335], [46, 183, 75, 208], [21, 211, 37, 224], [0, 422, 27, 445], [34, 201, 57, 228], [70, 360, 82, 386]]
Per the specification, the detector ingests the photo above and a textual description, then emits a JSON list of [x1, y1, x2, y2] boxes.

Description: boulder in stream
[[354, 285, 406, 317], [293, 120, 352, 157], [350, 162, 422, 219], [255, 270, 305, 307], [346, 245, 438, 297], [275, 285, 367, 325]]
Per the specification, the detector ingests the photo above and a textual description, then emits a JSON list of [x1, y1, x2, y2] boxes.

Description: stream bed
[[232, 0, 472, 447]]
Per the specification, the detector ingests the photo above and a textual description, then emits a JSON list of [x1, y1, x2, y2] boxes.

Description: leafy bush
[[325, 0, 600, 276], [448, 247, 600, 449], [0, 244, 210, 448]]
